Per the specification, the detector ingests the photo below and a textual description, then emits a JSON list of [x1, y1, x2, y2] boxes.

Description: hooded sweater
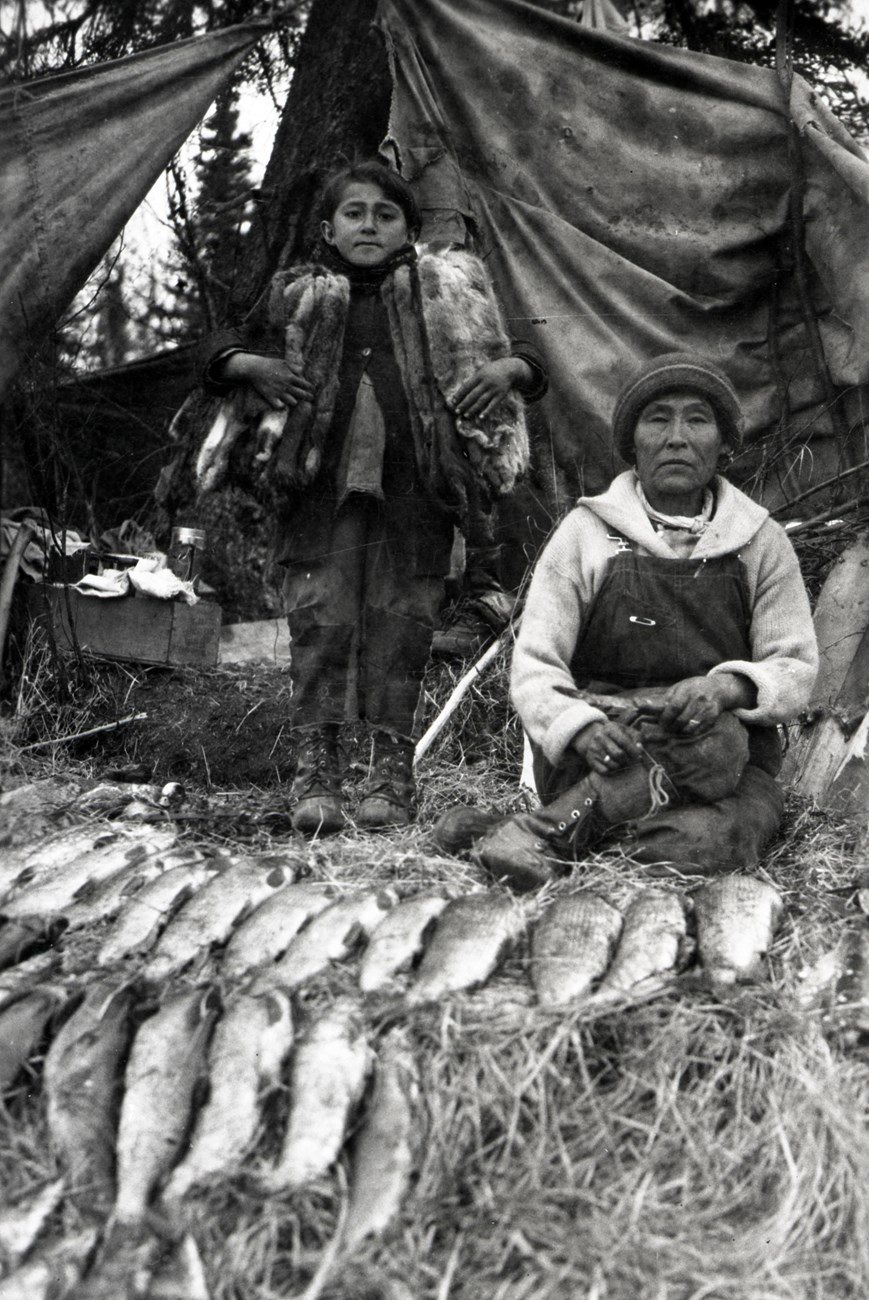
[[511, 470, 818, 767]]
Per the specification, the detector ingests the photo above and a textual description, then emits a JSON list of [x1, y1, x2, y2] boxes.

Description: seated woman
[[453, 353, 818, 890]]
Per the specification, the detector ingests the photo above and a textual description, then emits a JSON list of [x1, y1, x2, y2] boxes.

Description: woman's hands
[[453, 357, 533, 419], [571, 673, 755, 773], [221, 353, 314, 410], [658, 672, 755, 737], [572, 720, 643, 775]]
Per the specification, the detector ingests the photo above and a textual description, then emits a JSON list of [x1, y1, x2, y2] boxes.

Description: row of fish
[[0, 817, 785, 1008], [0, 978, 419, 1298]]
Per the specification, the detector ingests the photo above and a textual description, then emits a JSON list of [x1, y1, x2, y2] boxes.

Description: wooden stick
[[414, 628, 511, 766], [16, 712, 148, 753]]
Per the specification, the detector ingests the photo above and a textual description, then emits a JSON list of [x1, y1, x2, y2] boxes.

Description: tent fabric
[[0, 22, 268, 406], [378, 0, 869, 505]]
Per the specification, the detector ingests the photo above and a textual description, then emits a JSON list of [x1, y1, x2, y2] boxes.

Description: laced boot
[[357, 730, 416, 830], [291, 724, 345, 836], [477, 757, 678, 892]]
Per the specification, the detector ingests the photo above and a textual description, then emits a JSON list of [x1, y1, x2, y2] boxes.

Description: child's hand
[[223, 353, 314, 410], [453, 358, 532, 419]]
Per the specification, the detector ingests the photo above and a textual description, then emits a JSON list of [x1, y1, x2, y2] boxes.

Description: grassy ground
[[1, 633, 867, 1300]]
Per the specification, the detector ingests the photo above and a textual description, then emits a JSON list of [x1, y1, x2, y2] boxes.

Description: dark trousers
[[282, 495, 451, 737]]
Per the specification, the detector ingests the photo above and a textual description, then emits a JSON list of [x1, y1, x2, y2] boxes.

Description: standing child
[[199, 161, 546, 835]]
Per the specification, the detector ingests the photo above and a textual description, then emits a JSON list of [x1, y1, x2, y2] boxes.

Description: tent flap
[[379, 0, 869, 502], [0, 21, 268, 403]]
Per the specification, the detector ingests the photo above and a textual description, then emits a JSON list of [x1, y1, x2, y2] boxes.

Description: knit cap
[[612, 353, 744, 463]]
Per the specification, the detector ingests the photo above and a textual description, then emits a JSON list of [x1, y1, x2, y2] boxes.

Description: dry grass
[[1, 637, 868, 1299]]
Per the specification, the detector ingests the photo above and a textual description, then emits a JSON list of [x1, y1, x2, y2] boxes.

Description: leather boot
[[477, 757, 678, 891], [291, 724, 345, 836], [357, 730, 416, 830]]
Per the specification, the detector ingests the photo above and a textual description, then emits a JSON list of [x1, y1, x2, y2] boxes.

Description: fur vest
[[194, 246, 529, 514]]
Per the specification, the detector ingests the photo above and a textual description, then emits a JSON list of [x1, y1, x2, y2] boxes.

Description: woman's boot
[[357, 730, 416, 830], [291, 724, 345, 836], [476, 758, 678, 891]]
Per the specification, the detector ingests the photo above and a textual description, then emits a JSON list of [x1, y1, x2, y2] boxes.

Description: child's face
[[321, 182, 414, 266]]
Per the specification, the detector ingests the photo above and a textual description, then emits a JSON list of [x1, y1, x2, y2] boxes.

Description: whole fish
[[2, 826, 177, 919], [0, 825, 120, 904], [596, 889, 688, 998], [162, 986, 294, 1203], [0, 985, 66, 1092], [97, 860, 219, 967], [143, 858, 292, 982], [43, 979, 138, 1215], [359, 893, 450, 994], [343, 1026, 420, 1249], [252, 887, 398, 993], [258, 997, 371, 1192], [221, 881, 337, 981], [113, 986, 220, 1225], [530, 891, 624, 1008], [406, 892, 525, 1005], [693, 874, 783, 984]]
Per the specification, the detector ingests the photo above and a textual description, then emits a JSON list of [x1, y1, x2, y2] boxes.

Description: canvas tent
[[0, 19, 269, 407], [4, 0, 869, 530], [378, 0, 869, 512]]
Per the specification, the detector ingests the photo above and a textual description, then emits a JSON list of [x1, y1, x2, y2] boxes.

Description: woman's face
[[633, 391, 724, 516]]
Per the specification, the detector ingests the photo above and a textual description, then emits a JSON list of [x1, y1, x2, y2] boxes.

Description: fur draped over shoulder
[[193, 246, 529, 510]]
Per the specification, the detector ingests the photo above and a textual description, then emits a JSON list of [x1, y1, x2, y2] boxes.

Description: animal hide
[[193, 247, 528, 507]]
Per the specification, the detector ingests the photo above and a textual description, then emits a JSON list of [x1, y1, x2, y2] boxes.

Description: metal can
[[167, 527, 206, 583]]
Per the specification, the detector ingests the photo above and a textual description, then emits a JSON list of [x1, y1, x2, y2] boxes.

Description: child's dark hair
[[318, 161, 421, 235]]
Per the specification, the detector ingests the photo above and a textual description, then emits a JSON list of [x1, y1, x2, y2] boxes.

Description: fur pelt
[[195, 246, 528, 508]]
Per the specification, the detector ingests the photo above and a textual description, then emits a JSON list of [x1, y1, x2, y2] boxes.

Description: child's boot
[[291, 724, 345, 836], [357, 729, 416, 830]]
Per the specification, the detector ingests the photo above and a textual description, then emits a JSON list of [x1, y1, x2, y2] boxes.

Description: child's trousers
[[281, 495, 452, 737]]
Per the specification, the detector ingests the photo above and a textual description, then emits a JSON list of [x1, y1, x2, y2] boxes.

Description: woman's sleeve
[[708, 521, 818, 724], [510, 513, 609, 765]]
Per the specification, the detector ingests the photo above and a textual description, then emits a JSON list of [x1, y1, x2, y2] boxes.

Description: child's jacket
[[195, 243, 546, 521]]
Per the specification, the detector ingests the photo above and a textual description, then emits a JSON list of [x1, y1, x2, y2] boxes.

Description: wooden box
[[24, 583, 222, 668]]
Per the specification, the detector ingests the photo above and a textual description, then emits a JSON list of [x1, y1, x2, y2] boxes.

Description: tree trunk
[[231, 0, 391, 318]]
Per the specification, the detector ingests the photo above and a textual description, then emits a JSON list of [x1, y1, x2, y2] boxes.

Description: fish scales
[[359, 893, 450, 994], [143, 858, 293, 982], [343, 1026, 420, 1249], [113, 987, 219, 1226], [531, 892, 624, 1008], [0, 952, 60, 1011], [596, 889, 687, 997], [0, 1178, 65, 1265], [0, 1227, 98, 1300], [0, 825, 116, 903], [162, 986, 294, 1202], [406, 892, 525, 1005], [96, 861, 219, 967], [221, 881, 337, 981], [2, 827, 177, 919], [43, 980, 138, 1216], [253, 888, 398, 993], [58, 857, 173, 934], [693, 874, 783, 984], [259, 997, 371, 1192], [0, 986, 66, 1092]]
